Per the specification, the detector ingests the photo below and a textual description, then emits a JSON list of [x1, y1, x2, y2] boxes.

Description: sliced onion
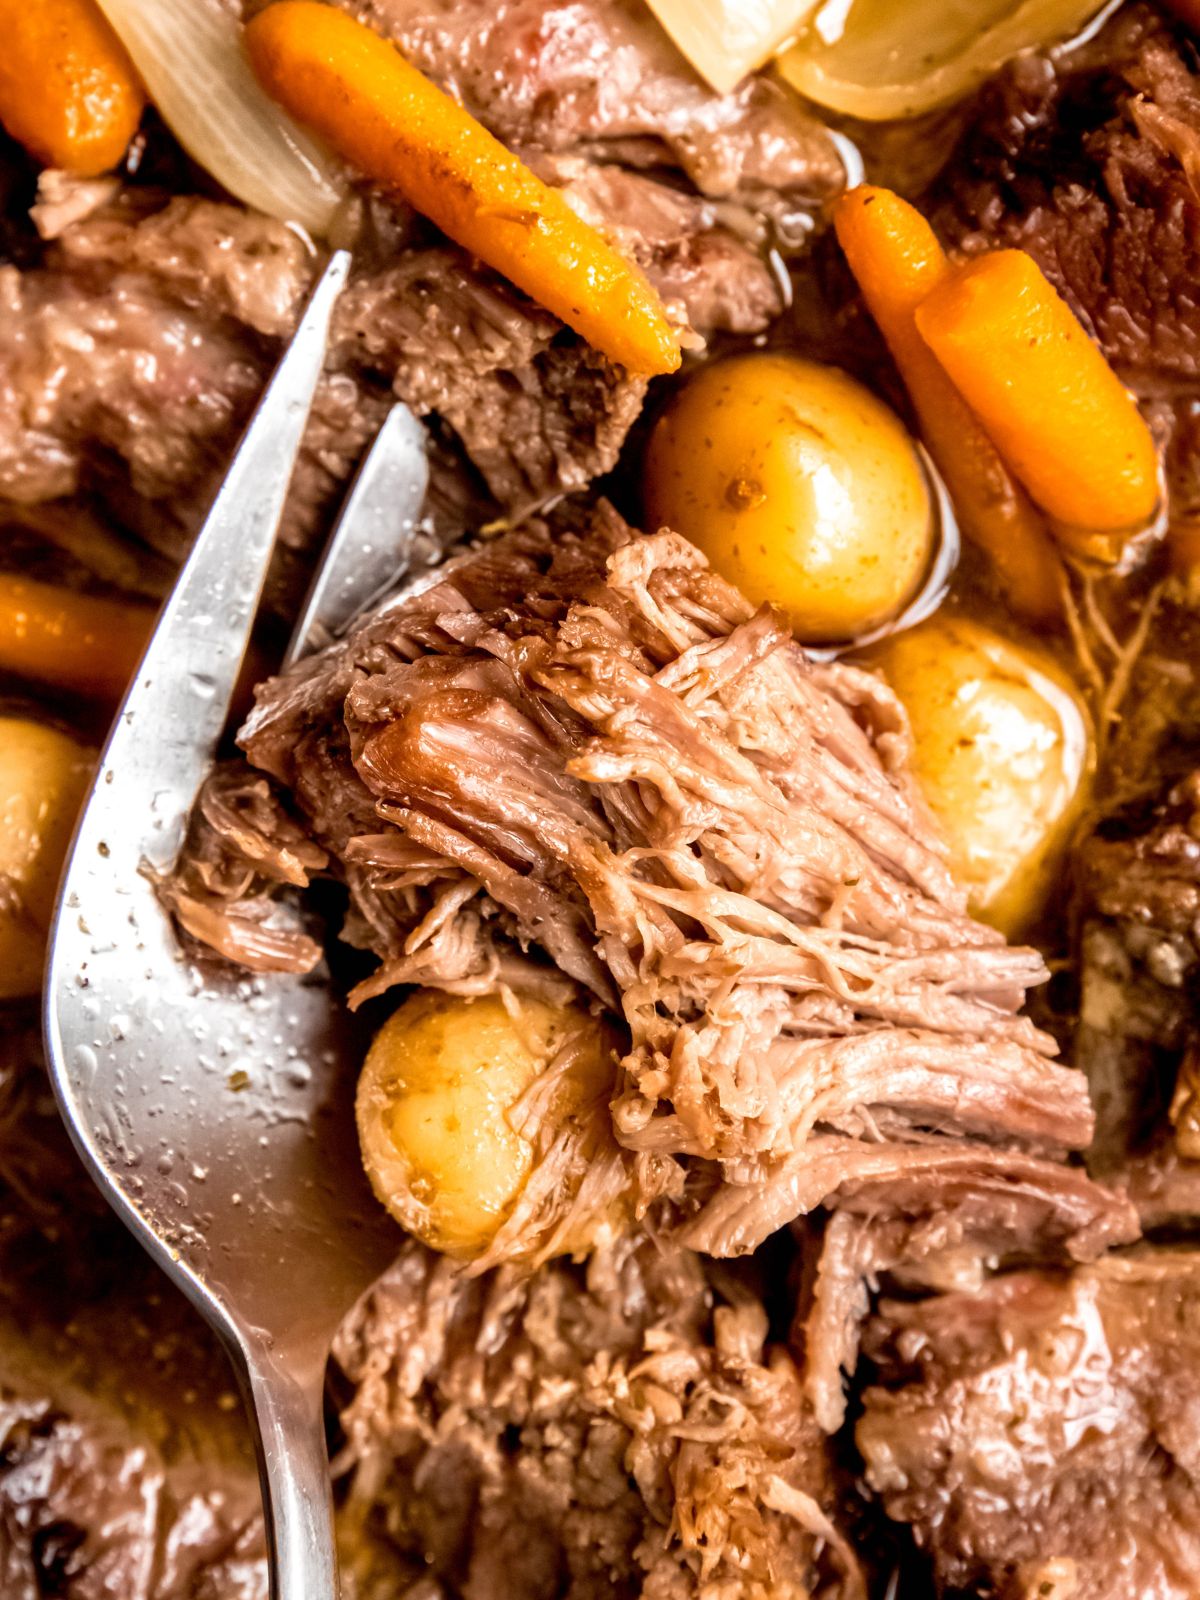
[[95, 0, 349, 235], [646, 0, 821, 94], [778, 0, 1107, 120]]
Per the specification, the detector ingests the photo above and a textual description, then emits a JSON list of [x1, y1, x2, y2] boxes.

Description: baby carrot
[[1171, 518, 1200, 604], [245, 2, 681, 376], [915, 249, 1160, 537], [0, 0, 143, 175], [0, 573, 153, 704], [834, 186, 1064, 623]]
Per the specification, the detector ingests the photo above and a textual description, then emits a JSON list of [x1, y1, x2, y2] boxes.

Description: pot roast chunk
[[796, 1142, 1141, 1435], [178, 502, 1133, 1268], [0, 190, 647, 590], [333, 1233, 865, 1599], [1070, 752, 1200, 1224], [857, 1251, 1200, 1600], [927, 2, 1200, 531], [930, 3, 1200, 388], [337, 0, 844, 204]]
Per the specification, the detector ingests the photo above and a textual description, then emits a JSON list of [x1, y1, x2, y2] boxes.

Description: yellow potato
[[356, 989, 614, 1258], [0, 716, 93, 1001], [642, 352, 934, 643], [867, 616, 1093, 935]]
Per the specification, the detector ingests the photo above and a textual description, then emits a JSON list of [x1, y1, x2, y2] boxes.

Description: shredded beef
[[857, 1250, 1200, 1600], [332, 1232, 864, 1599], [175, 504, 1133, 1272]]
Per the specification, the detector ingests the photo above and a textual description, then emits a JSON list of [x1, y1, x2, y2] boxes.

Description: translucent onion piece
[[95, 0, 348, 234], [778, 0, 1107, 120], [646, 0, 820, 94]]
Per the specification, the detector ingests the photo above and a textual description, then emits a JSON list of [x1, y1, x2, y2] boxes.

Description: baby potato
[[642, 352, 934, 643], [356, 989, 613, 1258], [867, 616, 1093, 935], [0, 716, 93, 1001]]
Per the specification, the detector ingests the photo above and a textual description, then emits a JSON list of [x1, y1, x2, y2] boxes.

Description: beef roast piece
[[332, 1231, 865, 1599], [0, 190, 648, 595], [795, 1141, 1141, 1434], [929, 3, 1200, 388], [1072, 763, 1200, 1224], [1061, 595, 1200, 1226], [0, 1014, 268, 1599], [333, 246, 648, 511], [0, 0, 835, 598], [857, 1250, 1200, 1600], [335, 0, 844, 205], [176, 503, 1134, 1271], [525, 153, 787, 334], [927, 2, 1200, 536]]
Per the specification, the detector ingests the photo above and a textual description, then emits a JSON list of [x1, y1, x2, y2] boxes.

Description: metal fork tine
[[45, 249, 396, 1600], [283, 401, 428, 668], [96, 249, 349, 874]]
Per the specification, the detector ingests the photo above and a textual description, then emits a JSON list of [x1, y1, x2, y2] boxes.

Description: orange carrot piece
[[0, 574, 153, 703], [0, 0, 143, 175], [915, 249, 1160, 537], [245, 2, 680, 376], [1170, 517, 1200, 604], [834, 185, 1064, 623]]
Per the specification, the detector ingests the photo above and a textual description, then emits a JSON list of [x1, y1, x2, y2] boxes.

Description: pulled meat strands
[[162, 764, 330, 974], [334, 1232, 865, 1598], [858, 1251, 1200, 1600], [220, 506, 1124, 1266]]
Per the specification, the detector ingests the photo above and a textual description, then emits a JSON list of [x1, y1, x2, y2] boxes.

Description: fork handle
[[246, 1358, 339, 1600]]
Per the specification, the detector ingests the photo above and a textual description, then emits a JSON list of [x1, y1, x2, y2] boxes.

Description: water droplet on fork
[[73, 1044, 98, 1079]]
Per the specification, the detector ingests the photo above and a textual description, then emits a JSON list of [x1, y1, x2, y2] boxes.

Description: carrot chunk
[[245, 2, 681, 376], [1171, 517, 1200, 605], [834, 185, 1064, 623], [915, 248, 1160, 538], [0, 574, 153, 704], [0, 0, 143, 175]]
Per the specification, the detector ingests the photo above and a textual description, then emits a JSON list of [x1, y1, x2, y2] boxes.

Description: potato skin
[[0, 716, 93, 1000], [866, 616, 1093, 935], [356, 990, 612, 1258], [642, 352, 933, 644]]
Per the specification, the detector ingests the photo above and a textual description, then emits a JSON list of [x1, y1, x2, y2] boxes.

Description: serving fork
[[44, 253, 428, 1599]]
